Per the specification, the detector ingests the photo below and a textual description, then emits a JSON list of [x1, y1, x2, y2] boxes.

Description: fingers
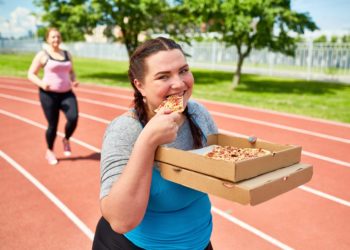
[[248, 135, 257, 144], [156, 107, 173, 115]]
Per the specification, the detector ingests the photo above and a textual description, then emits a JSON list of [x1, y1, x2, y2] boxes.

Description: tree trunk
[[232, 56, 244, 89]]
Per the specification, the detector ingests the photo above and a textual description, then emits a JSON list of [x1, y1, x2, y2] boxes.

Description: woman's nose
[[171, 75, 185, 89]]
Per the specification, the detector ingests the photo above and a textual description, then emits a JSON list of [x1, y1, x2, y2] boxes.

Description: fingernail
[[248, 136, 257, 143]]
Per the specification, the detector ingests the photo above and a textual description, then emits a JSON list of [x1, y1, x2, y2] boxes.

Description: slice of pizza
[[154, 94, 184, 113]]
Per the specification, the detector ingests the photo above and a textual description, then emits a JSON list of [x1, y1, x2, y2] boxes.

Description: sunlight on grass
[[1, 53, 349, 123]]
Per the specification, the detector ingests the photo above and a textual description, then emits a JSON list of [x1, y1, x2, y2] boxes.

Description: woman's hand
[[40, 82, 50, 91], [72, 81, 79, 87], [143, 108, 182, 147]]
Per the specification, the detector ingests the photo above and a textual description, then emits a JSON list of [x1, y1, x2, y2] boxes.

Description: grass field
[[1, 53, 349, 123]]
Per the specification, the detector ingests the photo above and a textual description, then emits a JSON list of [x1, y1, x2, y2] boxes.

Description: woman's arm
[[67, 51, 79, 87], [100, 111, 181, 234], [27, 51, 49, 90]]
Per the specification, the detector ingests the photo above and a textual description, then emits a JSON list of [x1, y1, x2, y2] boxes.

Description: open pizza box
[[155, 133, 302, 182], [159, 162, 313, 205]]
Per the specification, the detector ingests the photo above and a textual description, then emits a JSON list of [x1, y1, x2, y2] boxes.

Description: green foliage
[[330, 35, 338, 43], [34, 0, 191, 56], [90, 0, 169, 56], [180, 0, 318, 87], [313, 35, 327, 43], [342, 34, 350, 43], [34, 0, 100, 41]]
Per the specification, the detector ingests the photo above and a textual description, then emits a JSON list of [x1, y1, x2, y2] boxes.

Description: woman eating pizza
[[92, 37, 218, 249]]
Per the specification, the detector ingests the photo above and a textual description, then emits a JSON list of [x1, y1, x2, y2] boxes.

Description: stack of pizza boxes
[[155, 133, 313, 205]]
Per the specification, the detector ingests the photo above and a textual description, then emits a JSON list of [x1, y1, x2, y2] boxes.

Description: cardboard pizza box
[[159, 162, 313, 205], [155, 133, 302, 182]]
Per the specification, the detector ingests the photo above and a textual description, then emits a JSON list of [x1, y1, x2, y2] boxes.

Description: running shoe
[[46, 150, 58, 165], [62, 138, 72, 156]]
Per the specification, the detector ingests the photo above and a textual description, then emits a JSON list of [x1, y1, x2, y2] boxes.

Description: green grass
[[1, 53, 349, 123]]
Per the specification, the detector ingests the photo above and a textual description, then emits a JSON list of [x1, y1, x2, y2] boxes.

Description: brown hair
[[128, 37, 203, 148], [45, 27, 60, 41]]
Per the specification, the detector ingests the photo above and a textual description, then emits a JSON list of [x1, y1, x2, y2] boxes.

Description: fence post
[[211, 41, 217, 69], [307, 41, 313, 81], [268, 51, 274, 76]]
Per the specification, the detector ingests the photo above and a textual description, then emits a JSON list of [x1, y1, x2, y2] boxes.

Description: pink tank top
[[42, 50, 73, 93]]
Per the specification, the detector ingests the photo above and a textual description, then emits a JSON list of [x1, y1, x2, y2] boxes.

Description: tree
[[90, 0, 171, 57], [34, 0, 188, 57], [341, 34, 350, 43], [34, 0, 99, 41], [313, 35, 327, 43], [181, 0, 318, 89]]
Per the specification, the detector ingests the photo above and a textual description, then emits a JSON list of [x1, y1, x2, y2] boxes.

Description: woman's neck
[[48, 46, 60, 53]]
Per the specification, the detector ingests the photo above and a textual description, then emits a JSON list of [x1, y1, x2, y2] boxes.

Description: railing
[[1, 39, 349, 84]]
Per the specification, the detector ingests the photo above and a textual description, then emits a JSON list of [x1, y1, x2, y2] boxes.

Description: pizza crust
[[154, 95, 184, 113]]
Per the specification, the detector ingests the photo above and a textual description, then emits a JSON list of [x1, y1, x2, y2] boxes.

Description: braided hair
[[128, 37, 203, 148]]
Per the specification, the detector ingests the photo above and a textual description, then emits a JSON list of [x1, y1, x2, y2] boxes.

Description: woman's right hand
[[40, 82, 50, 91], [143, 109, 182, 147]]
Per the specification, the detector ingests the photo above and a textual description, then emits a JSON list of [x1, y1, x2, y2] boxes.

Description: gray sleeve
[[188, 100, 218, 139], [100, 115, 143, 199]]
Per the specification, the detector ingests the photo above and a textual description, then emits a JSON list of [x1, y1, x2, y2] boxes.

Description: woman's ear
[[134, 79, 146, 96]]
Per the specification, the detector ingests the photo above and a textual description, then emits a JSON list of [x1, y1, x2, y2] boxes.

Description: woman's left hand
[[72, 81, 79, 87]]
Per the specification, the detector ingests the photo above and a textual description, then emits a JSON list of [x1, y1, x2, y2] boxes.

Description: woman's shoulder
[[188, 99, 209, 114], [106, 110, 142, 133], [187, 99, 218, 134], [34, 50, 48, 59], [34, 50, 49, 65], [103, 110, 142, 145], [64, 50, 73, 60]]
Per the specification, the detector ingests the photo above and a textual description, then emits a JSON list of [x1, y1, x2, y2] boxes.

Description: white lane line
[[211, 207, 294, 250], [299, 186, 350, 207], [0, 85, 36, 93], [76, 88, 133, 100], [2, 81, 350, 129], [0, 110, 292, 248], [1, 84, 349, 143], [0, 93, 111, 125], [219, 129, 350, 168], [79, 112, 110, 124], [0, 85, 129, 111], [302, 151, 350, 168], [2, 108, 350, 248], [0, 109, 101, 153], [78, 97, 129, 110], [211, 111, 350, 144], [2, 109, 349, 208], [0, 150, 94, 241], [199, 98, 350, 128], [1, 94, 349, 168]]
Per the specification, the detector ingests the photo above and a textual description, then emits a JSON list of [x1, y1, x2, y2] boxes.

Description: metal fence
[[1, 39, 349, 83]]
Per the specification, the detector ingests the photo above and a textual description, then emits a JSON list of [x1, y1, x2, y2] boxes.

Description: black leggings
[[39, 89, 78, 150], [92, 217, 214, 250]]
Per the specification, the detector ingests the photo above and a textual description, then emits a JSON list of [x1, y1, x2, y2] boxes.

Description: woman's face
[[136, 49, 194, 117], [46, 30, 61, 49]]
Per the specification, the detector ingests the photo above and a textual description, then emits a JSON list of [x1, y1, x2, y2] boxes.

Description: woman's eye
[[158, 75, 169, 80], [180, 68, 189, 74]]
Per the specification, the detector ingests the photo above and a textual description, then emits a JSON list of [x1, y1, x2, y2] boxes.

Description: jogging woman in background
[[28, 27, 79, 165]]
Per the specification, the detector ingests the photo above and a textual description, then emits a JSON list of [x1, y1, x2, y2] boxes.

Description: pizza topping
[[204, 145, 271, 162], [154, 94, 184, 113]]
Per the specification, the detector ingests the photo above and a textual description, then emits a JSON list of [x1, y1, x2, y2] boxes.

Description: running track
[[0, 76, 349, 250]]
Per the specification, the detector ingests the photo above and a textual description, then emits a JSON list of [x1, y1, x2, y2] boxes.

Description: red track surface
[[1, 76, 349, 250]]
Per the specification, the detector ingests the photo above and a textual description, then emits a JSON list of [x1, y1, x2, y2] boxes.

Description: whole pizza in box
[[204, 145, 271, 162]]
